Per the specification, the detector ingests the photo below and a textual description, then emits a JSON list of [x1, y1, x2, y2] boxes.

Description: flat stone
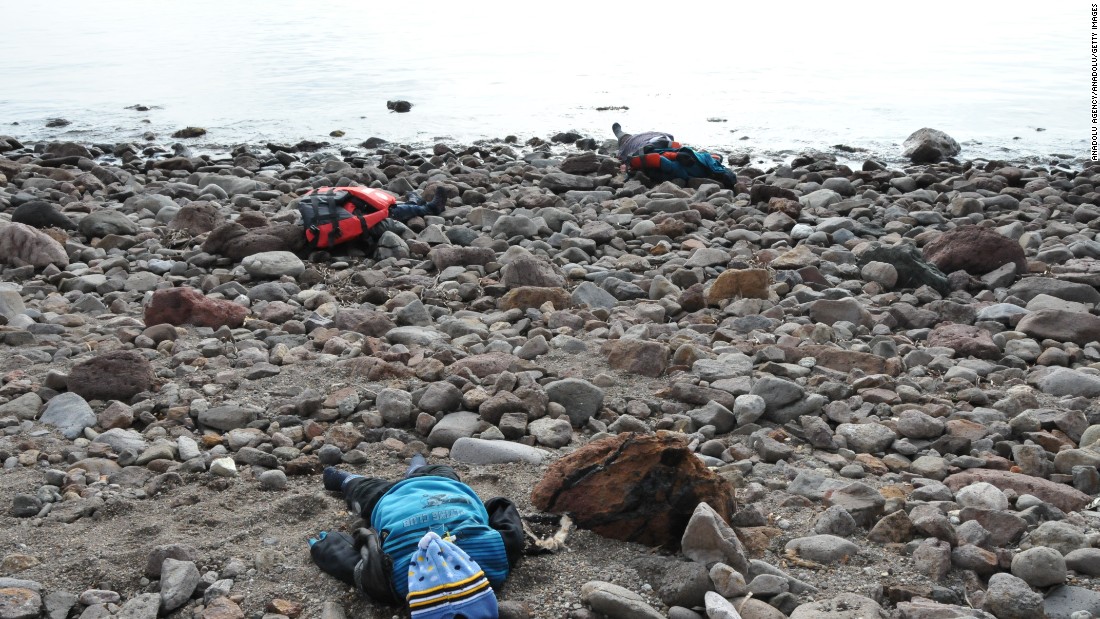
[[450, 437, 545, 465]]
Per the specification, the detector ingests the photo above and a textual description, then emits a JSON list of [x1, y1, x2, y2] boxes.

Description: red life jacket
[[298, 187, 395, 249]]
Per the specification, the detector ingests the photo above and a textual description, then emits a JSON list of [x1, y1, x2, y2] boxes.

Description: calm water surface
[[0, 0, 1089, 164]]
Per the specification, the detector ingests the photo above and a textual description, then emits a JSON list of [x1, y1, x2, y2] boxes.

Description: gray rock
[[813, 505, 858, 537], [1043, 585, 1100, 619], [681, 502, 749, 575], [92, 428, 148, 454], [417, 382, 463, 414], [704, 591, 743, 619], [0, 393, 42, 420], [571, 281, 617, 309], [544, 378, 603, 427], [526, 417, 572, 448], [43, 592, 78, 619], [79, 209, 139, 237], [783, 535, 859, 564], [427, 412, 480, 448], [1027, 521, 1087, 556], [159, 558, 200, 611], [1011, 546, 1066, 587], [580, 581, 664, 619], [258, 470, 287, 490], [1064, 548, 1100, 576], [955, 481, 1009, 511], [836, 422, 896, 453], [40, 393, 96, 439], [377, 388, 414, 426], [789, 593, 887, 618], [450, 437, 546, 465], [241, 251, 304, 278], [0, 288, 26, 321], [901, 127, 961, 162], [983, 573, 1044, 619], [198, 406, 257, 432], [1036, 368, 1100, 398]]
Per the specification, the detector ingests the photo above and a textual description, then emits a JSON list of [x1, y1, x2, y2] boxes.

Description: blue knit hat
[[406, 531, 498, 619]]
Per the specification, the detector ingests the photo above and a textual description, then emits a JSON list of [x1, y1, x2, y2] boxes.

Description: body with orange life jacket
[[612, 122, 738, 189], [296, 186, 446, 249]]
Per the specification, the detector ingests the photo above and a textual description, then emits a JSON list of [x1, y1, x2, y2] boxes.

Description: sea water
[[0, 0, 1088, 165]]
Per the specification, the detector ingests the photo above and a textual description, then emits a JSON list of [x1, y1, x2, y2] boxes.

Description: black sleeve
[[484, 497, 525, 567], [309, 532, 360, 586]]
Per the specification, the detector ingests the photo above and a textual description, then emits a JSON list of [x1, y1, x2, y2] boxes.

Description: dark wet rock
[[901, 127, 960, 163], [67, 350, 155, 402], [531, 433, 736, 549], [11, 201, 76, 230], [144, 288, 248, 329], [78, 209, 139, 238], [171, 127, 206, 138], [857, 242, 949, 294], [386, 100, 412, 113]]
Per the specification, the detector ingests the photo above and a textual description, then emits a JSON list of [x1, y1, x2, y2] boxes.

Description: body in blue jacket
[[311, 458, 524, 605]]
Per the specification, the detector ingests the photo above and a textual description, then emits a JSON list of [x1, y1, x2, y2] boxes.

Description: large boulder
[[78, 209, 139, 238], [201, 222, 304, 260], [144, 287, 248, 329], [67, 350, 156, 402], [922, 226, 1026, 276], [0, 222, 69, 268], [901, 128, 961, 163], [531, 432, 736, 548]]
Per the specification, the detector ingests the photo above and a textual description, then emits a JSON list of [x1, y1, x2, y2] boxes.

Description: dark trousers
[[343, 464, 460, 520]]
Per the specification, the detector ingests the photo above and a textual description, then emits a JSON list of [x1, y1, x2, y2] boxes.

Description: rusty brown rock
[[944, 469, 1090, 513], [706, 269, 770, 305], [144, 287, 248, 329], [203, 597, 244, 619], [922, 226, 1026, 276], [531, 432, 736, 549], [500, 287, 571, 311], [67, 350, 156, 402], [604, 339, 669, 377]]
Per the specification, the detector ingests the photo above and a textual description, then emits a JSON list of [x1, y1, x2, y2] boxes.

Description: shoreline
[[1, 134, 1099, 619]]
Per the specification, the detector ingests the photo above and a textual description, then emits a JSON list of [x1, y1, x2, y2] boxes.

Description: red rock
[[67, 350, 156, 401], [265, 600, 302, 618], [531, 432, 736, 549], [944, 469, 1090, 513], [926, 323, 1000, 359], [144, 287, 248, 329], [705, 269, 770, 304], [921, 226, 1026, 276]]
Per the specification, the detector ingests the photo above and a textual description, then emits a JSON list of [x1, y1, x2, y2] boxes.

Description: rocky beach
[[0, 129, 1099, 619]]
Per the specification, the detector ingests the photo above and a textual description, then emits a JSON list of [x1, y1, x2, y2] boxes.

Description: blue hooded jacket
[[370, 476, 510, 600]]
